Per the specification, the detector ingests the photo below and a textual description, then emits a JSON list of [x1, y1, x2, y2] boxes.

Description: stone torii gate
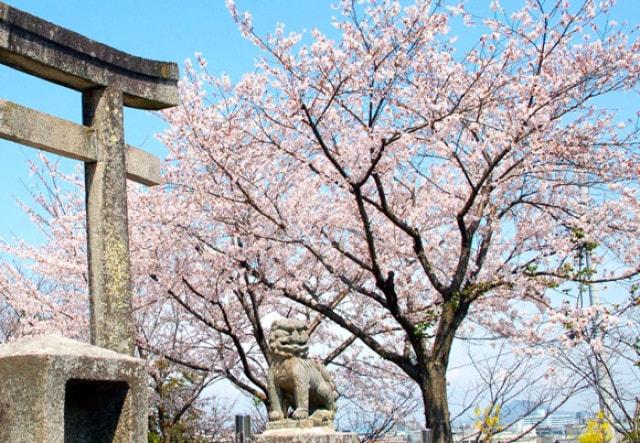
[[0, 4, 179, 441], [0, 2, 178, 355]]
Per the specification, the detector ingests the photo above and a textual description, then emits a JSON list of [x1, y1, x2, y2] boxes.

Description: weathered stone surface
[[0, 2, 178, 110], [125, 145, 162, 186], [0, 98, 96, 161], [0, 335, 147, 443], [84, 87, 135, 355], [256, 427, 359, 443], [0, 4, 178, 441], [0, 99, 161, 185], [267, 320, 338, 426], [259, 322, 355, 443], [267, 419, 318, 431]]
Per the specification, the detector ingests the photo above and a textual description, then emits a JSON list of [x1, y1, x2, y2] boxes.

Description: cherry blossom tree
[[144, 354, 231, 443], [159, 0, 640, 441], [0, 156, 416, 438], [0, 157, 89, 338], [451, 341, 587, 442], [551, 295, 640, 441]]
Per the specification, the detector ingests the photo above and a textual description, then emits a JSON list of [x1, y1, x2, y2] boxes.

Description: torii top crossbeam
[[0, 2, 179, 109], [0, 2, 179, 355]]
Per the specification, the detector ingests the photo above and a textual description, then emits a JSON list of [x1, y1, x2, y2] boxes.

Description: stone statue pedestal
[[256, 420, 359, 443], [0, 335, 147, 443]]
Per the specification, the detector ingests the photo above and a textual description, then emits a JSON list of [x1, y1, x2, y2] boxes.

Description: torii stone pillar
[[0, 3, 179, 442], [0, 2, 179, 354], [83, 86, 135, 354]]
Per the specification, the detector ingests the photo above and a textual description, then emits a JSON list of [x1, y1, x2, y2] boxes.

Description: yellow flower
[[578, 411, 613, 443]]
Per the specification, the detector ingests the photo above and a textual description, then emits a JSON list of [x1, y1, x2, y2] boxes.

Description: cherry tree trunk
[[421, 363, 453, 443], [160, 420, 173, 443]]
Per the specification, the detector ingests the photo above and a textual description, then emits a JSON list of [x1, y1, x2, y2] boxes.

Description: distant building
[[452, 401, 587, 443], [374, 420, 431, 443], [371, 405, 588, 443]]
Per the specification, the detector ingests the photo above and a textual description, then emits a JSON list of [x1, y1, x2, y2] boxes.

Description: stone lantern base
[[0, 335, 147, 443]]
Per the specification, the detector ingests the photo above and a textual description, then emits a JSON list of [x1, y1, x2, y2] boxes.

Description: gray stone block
[[0, 1, 179, 110], [256, 428, 359, 443], [0, 335, 147, 443]]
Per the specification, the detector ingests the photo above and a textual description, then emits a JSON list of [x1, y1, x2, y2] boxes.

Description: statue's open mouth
[[277, 342, 309, 353]]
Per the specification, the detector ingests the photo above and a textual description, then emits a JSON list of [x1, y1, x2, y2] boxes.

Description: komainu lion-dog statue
[[267, 319, 338, 426]]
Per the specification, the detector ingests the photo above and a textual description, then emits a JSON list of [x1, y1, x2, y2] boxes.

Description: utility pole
[[577, 187, 614, 438]]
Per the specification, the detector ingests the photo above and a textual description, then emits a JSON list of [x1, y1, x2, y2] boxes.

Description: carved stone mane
[[267, 319, 337, 427]]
